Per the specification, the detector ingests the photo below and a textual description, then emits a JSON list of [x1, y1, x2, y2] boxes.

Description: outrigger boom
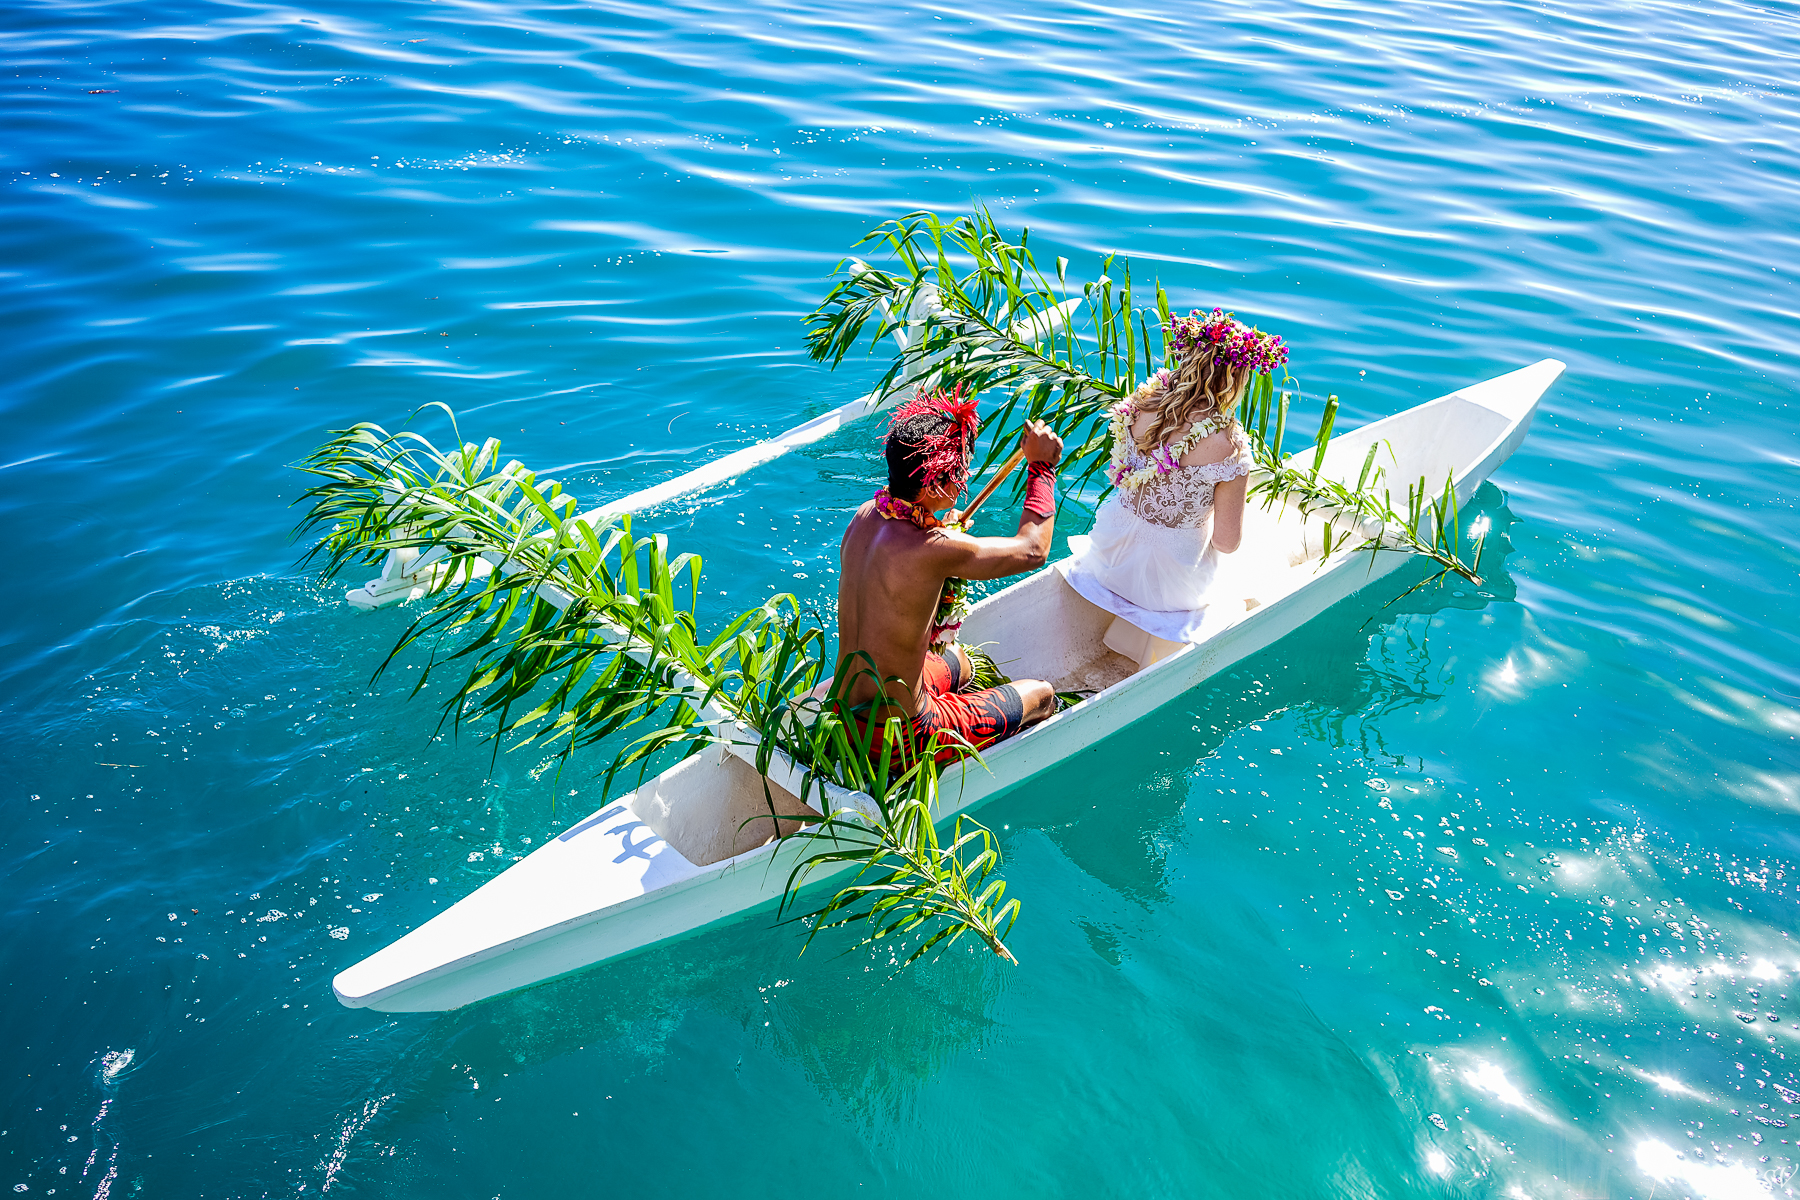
[[346, 274, 1080, 611]]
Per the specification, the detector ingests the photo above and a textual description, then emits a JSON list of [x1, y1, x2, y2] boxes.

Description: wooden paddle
[[956, 446, 1026, 525]]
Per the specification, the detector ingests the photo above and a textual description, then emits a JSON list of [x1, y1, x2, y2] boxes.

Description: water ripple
[[3, 0, 1799, 1193]]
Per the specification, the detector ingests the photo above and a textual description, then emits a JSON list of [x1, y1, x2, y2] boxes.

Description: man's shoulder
[[844, 501, 884, 543], [858, 512, 958, 561], [902, 524, 977, 572]]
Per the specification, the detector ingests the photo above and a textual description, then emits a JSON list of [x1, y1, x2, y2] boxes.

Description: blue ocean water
[[3, 0, 1798, 1193]]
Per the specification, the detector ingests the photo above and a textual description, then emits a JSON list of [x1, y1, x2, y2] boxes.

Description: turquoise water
[[3, 0, 1797, 1192]]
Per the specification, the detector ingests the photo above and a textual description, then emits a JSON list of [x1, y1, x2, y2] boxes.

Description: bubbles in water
[[100, 1048, 134, 1083]]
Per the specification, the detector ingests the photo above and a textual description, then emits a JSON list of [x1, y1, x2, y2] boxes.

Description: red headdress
[[886, 384, 981, 496]]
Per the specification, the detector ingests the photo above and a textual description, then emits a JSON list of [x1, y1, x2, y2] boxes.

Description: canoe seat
[[1102, 616, 1182, 671]]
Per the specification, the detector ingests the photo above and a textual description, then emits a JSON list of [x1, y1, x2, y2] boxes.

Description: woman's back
[[1117, 412, 1251, 531], [1059, 305, 1286, 647]]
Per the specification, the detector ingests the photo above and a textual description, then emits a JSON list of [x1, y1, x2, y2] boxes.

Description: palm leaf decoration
[[805, 208, 1487, 587], [805, 208, 1143, 496], [293, 405, 1019, 963]]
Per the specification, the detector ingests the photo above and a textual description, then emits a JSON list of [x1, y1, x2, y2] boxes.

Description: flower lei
[[872, 487, 939, 529], [1105, 309, 1287, 490], [1106, 370, 1226, 491], [930, 578, 969, 647], [872, 488, 969, 646]]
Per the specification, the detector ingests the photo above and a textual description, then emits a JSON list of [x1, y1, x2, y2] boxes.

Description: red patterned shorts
[[910, 649, 1027, 761]]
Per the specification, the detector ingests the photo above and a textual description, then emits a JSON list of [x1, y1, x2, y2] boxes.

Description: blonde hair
[[1131, 344, 1253, 453]]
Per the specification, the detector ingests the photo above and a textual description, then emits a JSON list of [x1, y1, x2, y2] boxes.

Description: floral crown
[[1164, 307, 1289, 375], [886, 384, 980, 494]]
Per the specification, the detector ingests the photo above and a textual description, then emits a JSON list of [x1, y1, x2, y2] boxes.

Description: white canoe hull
[[333, 358, 1564, 1012]]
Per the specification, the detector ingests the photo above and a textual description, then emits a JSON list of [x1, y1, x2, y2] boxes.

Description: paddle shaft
[[958, 447, 1026, 525]]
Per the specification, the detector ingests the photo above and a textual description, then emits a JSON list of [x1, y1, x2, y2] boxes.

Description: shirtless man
[[837, 387, 1065, 756]]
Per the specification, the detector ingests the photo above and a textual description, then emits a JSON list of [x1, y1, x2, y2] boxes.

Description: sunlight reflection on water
[[1, 0, 1797, 1193]]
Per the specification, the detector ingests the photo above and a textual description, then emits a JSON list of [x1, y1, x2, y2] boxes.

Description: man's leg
[[940, 646, 1052, 716], [932, 645, 975, 693], [915, 678, 1056, 761], [1011, 679, 1057, 726], [934, 645, 1054, 726]]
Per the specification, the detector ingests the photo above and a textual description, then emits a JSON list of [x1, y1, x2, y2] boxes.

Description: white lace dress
[[1059, 428, 1253, 645]]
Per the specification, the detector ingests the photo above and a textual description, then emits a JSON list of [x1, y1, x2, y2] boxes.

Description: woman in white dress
[[1061, 307, 1288, 664]]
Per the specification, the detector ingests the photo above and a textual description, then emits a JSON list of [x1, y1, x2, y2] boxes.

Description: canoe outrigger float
[[331, 355, 1564, 1012]]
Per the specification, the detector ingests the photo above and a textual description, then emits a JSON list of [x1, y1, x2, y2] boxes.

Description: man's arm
[[932, 421, 1063, 581]]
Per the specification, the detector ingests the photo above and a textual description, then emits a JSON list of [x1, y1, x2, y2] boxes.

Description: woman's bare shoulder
[[1176, 428, 1242, 469]]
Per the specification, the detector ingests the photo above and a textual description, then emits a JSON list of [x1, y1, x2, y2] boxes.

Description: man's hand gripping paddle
[[958, 419, 1059, 526]]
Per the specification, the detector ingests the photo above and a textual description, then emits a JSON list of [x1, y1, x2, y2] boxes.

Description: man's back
[[836, 503, 951, 712], [832, 416, 1065, 750]]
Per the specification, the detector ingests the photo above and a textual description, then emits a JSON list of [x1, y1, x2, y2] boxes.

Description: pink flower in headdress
[[887, 384, 981, 494], [1163, 307, 1289, 375]]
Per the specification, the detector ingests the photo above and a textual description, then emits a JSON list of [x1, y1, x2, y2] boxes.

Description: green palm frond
[[806, 210, 1485, 584], [765, 656, 1020, 964], [293, 411, 1020, 963], [805, 208, 1151, 495], [1235, 373, 1487, 591]]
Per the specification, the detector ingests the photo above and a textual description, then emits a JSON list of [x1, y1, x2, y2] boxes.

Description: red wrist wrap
[[1023, 460, 1057, 517]]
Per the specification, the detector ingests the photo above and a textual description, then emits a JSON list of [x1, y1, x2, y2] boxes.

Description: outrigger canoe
[[332, 357, 1565, 1012]]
